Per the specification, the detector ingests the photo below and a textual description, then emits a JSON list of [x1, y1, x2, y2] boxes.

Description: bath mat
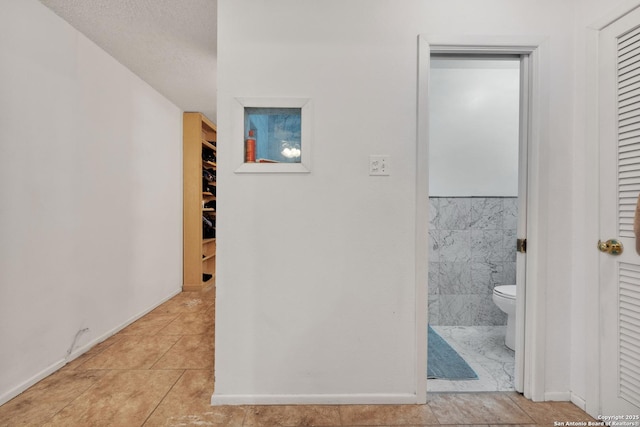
[[427, 326, 478, 380]]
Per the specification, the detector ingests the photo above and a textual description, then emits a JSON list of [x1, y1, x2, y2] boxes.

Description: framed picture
[[233, 97, 312, 173]]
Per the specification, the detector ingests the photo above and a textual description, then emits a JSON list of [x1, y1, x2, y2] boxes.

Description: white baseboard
[[211, 393, 419, 406], [64, 288, 181, 363], [544, 391, 572, 401], [0, 288, 181, 406], [0, 361, 66, 407], [570, 392, 587, 411]]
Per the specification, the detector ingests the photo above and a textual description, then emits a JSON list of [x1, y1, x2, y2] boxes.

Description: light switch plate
[[369, 155, 390, 176]]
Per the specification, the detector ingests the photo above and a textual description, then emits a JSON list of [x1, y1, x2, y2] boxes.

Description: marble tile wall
[[429, 197, 517, 326]]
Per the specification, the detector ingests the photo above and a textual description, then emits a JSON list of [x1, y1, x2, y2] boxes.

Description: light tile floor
[[428, 326, 515, 393], [0, 286, 596, 426]]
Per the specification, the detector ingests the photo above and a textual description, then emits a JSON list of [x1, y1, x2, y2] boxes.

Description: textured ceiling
[[40, 0, 218, 122]]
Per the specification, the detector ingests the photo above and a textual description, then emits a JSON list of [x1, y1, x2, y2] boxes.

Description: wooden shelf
[[203, 160, 216, 169], [184, 112, 217, 292]]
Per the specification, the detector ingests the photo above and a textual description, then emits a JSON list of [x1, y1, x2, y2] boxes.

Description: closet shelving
[[183, 112, 217, 291]]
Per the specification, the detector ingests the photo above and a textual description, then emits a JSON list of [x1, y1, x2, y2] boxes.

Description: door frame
[[586, 0, 640, 417], [416, 35, 547, 403]]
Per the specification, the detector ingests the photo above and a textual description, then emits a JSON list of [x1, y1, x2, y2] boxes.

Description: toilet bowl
[[492, 285, 516, 350]]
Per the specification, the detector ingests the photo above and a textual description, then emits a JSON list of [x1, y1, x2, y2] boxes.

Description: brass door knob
[[598, 239, 623, 255]]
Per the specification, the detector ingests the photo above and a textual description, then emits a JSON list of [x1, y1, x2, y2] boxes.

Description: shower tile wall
[[429, 197, 517, 326]]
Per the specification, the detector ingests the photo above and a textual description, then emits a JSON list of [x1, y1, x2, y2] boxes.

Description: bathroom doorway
[[425, 54, 527, 393]]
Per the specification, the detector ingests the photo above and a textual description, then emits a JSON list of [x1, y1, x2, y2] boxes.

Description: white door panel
[[599, 5, 640, 416]]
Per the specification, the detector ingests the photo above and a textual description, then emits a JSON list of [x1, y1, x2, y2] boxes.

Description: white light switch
[[369, 155, 390, 176]]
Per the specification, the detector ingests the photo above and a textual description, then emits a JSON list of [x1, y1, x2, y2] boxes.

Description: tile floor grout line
[[426, 398, 445, 426], [154, 312, 185, 336], [119, 313, 180, 337], [502, 393, 539, 425], [501, 391, 538, 425], [67, 334, 124, 371], [45, 368, 115, 425], [240, 405, 249, 427], [148, 333, 185, 370], [427, 391, 533, 426], [148, 314, 181, 337], [141, 368, 187, 427]]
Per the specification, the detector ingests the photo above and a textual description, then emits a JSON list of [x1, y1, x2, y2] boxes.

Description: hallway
[[0, 286, 596, 426]]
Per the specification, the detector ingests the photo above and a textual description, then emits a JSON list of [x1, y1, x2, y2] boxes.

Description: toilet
[[492, 285, 516, 350]]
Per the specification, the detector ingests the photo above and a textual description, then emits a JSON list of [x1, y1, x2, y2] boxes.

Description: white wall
[[215, 0, 575, 404], [429, 58, 520, 197], [0, 0, 183, 404]]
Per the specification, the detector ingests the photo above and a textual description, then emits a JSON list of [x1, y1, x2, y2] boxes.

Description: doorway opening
[[426, 54, 524, 392], [416, 36, 546, 404]]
